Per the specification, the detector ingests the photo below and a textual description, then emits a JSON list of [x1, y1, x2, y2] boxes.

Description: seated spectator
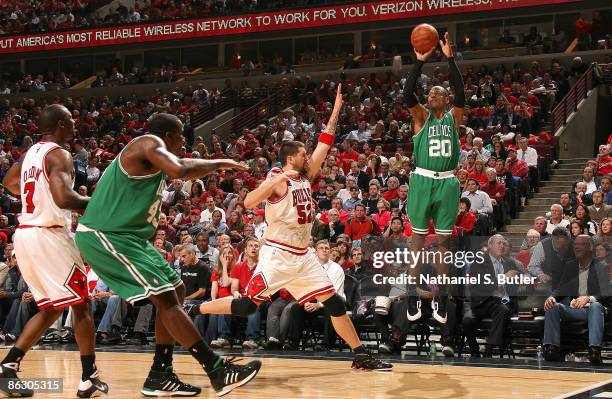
[[574, 166, 599, 195], [205, 246, 235, 345], [283, 240, 344, 351], [482, 167, 506, 230], [195, 232, 219, 270], [461, 179, 493, 235], [454, 198, 477, 236], [528, 227, 574, 291], [598, 176, 612, 205], [596, 217, 612, 239], [596, 144, 612, 176], [588, 191, 612, 224], [463, 235, 523, 357], [343, 185, 363, 212], [390, 185, 408, 217], [345, 204, 380, 241], [575, 204, 598, 235], [542, 235, 612, 364], [516, 229, 541, 269], [372, 199, 391, 231], [532, 216, 549, 239], [220, 237, 263, 349], [572, 182, 593, 207], [546, 204, 570, 233], [468, 159, 488, 186], [560, 193, 576, 220], [200, 196, 226, 224], [517, 137, 539, 194], [470, 137, 491, 163], [323, 208, 345, 243], [384, 216, 408, 241]]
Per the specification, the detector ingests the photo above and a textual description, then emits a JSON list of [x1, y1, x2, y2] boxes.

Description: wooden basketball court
[[1, 349, 610, 398]]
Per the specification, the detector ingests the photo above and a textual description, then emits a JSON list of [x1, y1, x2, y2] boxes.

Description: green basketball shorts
[[75, 224, 182, 305], [407, 170, 460, 235]]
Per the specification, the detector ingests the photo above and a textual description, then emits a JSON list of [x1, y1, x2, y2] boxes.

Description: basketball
[[411, 23, 439, 53]]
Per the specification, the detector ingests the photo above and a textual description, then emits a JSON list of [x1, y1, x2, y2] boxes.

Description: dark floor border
[[26, 343, 612, 374], [554, 381, 612, 399]]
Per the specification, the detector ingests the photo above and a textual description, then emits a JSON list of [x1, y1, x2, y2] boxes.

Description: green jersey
[[79, 156, 165, 239], [413, 111, 460, 172]]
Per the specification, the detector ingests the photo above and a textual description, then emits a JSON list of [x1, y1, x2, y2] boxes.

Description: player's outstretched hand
[[440, 32, 453, 58], [218, 160, 249, 171], [414, 46, 436, 62], [276, 170, 300, 183], [332, 84, 343, 115]]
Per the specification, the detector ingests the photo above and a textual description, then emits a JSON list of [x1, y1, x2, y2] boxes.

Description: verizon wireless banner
[[0, 0, 581, 54]]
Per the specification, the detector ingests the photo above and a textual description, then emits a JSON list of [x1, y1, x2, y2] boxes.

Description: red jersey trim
[[298, 285, 335, 305], [268, 188, 288, 204], [265, 239, 308, 255], [41, 145, 62, 182], [17, 224, 64, 229]]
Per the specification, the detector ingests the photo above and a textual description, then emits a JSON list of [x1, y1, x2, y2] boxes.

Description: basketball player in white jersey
[[189, 86, 391, 371], [1, 104, 108, 397]]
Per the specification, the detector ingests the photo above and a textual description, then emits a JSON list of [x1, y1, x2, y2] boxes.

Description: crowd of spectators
[[0, 53, 609, 363]]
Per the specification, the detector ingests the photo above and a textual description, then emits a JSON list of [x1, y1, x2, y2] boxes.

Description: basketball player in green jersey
[[403, 32, 465, 324], [75, 113, 261, 397]]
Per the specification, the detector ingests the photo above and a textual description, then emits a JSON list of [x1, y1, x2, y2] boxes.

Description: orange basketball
[[411, 24, 439, 53]]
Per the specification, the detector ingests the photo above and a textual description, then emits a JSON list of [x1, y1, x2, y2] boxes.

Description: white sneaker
[[242, 340, 259, 350], [211, 338, 230, 349]]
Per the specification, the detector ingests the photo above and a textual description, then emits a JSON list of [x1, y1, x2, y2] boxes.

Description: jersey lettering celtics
[[413, 111, 460, 172]]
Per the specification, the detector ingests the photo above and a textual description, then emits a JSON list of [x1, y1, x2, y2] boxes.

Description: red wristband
[[319, 132, 334, 146]]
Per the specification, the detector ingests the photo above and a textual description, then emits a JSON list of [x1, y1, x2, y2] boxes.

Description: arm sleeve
[[448, 57, 465, 108], [402, 60, 424, 108]]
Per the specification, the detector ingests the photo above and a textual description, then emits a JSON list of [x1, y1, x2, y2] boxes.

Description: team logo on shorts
[[247, 273, 270, 303]]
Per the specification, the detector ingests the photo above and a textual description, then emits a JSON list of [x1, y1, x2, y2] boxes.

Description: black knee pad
[[231, 297, 258, 316], [322, 294, 346, 317]]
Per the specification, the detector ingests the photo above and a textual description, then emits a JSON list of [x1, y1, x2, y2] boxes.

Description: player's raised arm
[[440, 32, 465, 130], [46, 149, 89, 211], [144, 136, 247, 180], [404, 47, 435, 134], [306, 85, 343, 181], [244, 169, 300, 209]]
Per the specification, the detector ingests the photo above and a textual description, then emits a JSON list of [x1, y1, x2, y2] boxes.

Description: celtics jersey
[[413, 111, 460, 172], [79, 155, 166, 240]]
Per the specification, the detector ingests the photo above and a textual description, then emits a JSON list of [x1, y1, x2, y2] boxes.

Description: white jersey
[[18, 142, 71, 228], [263, 167, 313, 255]]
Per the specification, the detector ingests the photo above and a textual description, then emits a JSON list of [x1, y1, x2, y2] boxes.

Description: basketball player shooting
[[0, 104, 108, 398], [192, 85, 392, 371], [404, 32, 465, 324]]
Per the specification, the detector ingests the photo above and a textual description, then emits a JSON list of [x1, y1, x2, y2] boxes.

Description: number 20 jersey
[[263, 167, 314, 255], [413, 111, 460, 172], [79, 151, 166, 240], [18, 142, 71, 228]]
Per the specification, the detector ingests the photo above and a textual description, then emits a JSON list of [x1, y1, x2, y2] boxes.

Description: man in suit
[[390, 185, 408, 216], [462, 235, 525, 357], [542, 235, 612, 364], [587, 191, 612, 224]]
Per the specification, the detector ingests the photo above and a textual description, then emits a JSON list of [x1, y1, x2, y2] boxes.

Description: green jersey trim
[[116, 139, 162, 180]]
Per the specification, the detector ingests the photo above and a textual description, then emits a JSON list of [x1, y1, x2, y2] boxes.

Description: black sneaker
[[141, 367, 201, 397], [76, 370, 109, 398], [351, 353, 393, 371], [406, 296, 421, 321], [543, 345, 563, 362], [126, 332, 148, 346], [432, 296, 447, 324], [588, 346, 603, 365], [0, 362, 33, 397], [208, 357, 261, 397]]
